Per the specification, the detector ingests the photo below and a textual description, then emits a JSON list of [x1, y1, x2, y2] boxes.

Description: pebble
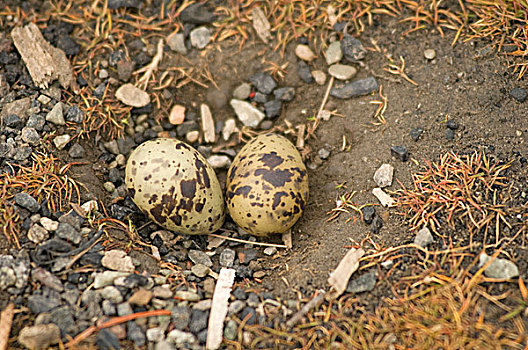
[[4, 114, 22, 128], [511, 87, 527, 102], [346, 271, 377, 293], [56, 222, 81, 244], [21, 127, 40, 146], [479, 253, 519, 279], [37, 94, 51, 105], [361, 206, 376, 225], [252, 92, 267, 103], [240, 307, 257, 325], [190, 26, 211, 49], [51, 306, 77, 337], [153, 285, 173, 299], [228, 300, 246, 315], [325, 41, 343, 65], [26, 114, 45, 130], [222, 118, 237, 141], [96, 328, 121, 350], [186, 130, 200, 143], [65, 105, 84, 123], [117, 61, 135, 82], [98, 286, 124, 303], [117, 302, 133, 316], [167, 31, 187, 54], [32, 267, 63, 291], [372, 188, 395, 207], [115, 83, 150, 107], [191, 264, 210, 278], [200, 104, 216, 143], [172, 306, 192, 330], [249, 72, 277, 94], [414, 227, 434, 247], [128, 288, 153, 306], [169, 104, 186, 125], [390, 145, 409, 161], [264, 99, 282, 119], [101, 250, 135, 272], [99, 69, 109, 79], [341, 35, 366, 62], [18, 324, 61, 350], [295, 44, 317, 61], [53, 134, 71, 150], [318, 148, 331, 160], [40, 217, 58, 231], [273, 87, 295, 101], [180, 3, 216, 24], [193, 299, 212, 311], [46, 102, 65, 125], [93, 271, 130, 289], [370, 215, 384, 234], [27, 224, 49, 244], [330, 77, 379, 99], [146, 327, 165, 343], [373, 163, 394, 188], [263, 247, 277, 256], [167, 329, 196, 345], [328, 64, 357, 80], [219, 248, 236, 268], [2, 98, 30, 120], [445, 129, 455, 140], [311, 70, 327, 85], [260, 120, 273, 130], [446, 119, 459, 130], [103, 181, 116, 193], [189, 309, 209, 334], [230, 99, 265, 128], [14, 192, 40, 212], [410, 128, 423, 141], [155, 340, 173, 350], [224, 319, 238, 340], [207, 155, 231, 169], [424, 48, 436, 60], [128, 321, 146, 346], [68, 142, 85, 158], [297, 60, 314, 83], [233, 83, 251, 100], [174, 290, 201, 301]]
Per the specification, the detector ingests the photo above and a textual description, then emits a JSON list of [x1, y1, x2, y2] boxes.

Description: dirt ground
[[1, 0, 528, 348]]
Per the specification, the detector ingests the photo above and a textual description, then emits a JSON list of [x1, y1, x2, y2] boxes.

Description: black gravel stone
[[110, 204, 133, 221], [240, 307, 257, 325], [96, 328, 121, 350], [180, 3, 216, 24], [123, 274, 148, 288], [159, 245, 169, 256], [57, 34, 80, 56], [94, 82, 107, 99], [197, 329, 208, 344], [27, 294, 61, 313], [370, 215, 383, 234], [189, 310, 209, 334], [330, 77, 378, 99], [51, 305, 77, 337], [68, 143, 85, 158], [273, 87, 295, 101], [446, 119, 459, 130], [510, 87, 527, 102], [264, 99, 282, 119], [127, 321, 146, 346], [4, 114, 22, 128], [67, 273, 88, 284], [26, 114, 45, 131], [236, 265, 253, 279], [172, 306, 191, 330], [39, 238, 74, 253], [390, 145, 409, 162], [232, 287, 247, 300], [445, 128, 455, 140], [297, 60, 314, 83], [56, 222, 81, 245], [249, 72, 277, 94], [341, 35, 366, 62], [361, 206, 376, 225], [80, 252, 103, 267], [410, 128, 423, 141], [14, 192, 40, 213], [240, 249, 258, 264], [252, 92, 268, 103], [65, 105, 84, 123], [108, 168, 122, 185]]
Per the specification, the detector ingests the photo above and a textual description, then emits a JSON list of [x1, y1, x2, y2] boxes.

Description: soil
[[1, 1, 528, 348]]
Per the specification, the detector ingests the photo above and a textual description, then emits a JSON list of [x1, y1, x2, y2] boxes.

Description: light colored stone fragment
[[295, 44, 316, 61], [101, 249, 135, 272], [372, 188, 395, 207], [200, 104, 216, 143], [169, 104, 186, 125], [373, 163, 394, 188], [115, 83, 150, 107], [230, 99, 265, 128]]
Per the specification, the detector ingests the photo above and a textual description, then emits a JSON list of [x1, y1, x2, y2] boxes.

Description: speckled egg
[[125, 138, 225, 235], [226, 133, 308, 236]]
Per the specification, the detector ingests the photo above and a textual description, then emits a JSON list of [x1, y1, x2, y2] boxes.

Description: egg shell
[[226, 133, 308, 236], [125, 138, 225, 235]]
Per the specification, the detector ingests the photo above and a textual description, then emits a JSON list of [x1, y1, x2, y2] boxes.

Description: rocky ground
[[1, 1, 528, 349]]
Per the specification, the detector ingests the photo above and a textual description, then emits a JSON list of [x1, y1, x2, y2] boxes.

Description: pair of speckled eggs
[[125, 133, 308, 236]]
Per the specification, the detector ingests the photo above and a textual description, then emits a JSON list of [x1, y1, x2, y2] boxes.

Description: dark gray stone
[[297, 60, 314, 83], [96, 328, 121, 350], [410, 128, 423, 141], [370, 215, 383, 234], [252, 92, 268, 104], [510, 87, 527, 102], [50, 306, 77, 337], [264, 100, 282, 119], [4, 114, 22, 128], [273, 87, 295, 101], [189, 310, 209, 334], [346, 271, 377, 293], [55, 222, 82, 245], [107, 0, 141, 9], [21, 127, 40, 145], [361, 206, 376, 225], [127, 321, 146, 346], [28, 294, 61, 314], [330, 77, 378, 99], [188, 250, 212, 267], [65, 105, 84, 123], [13, 146, 32, 161], [180, 3, 216, 24], [26, 115, 45, 131], [14, 193, 40, 212], [390, 145, 409, 162], [172, 306, 192, 330], [240, 307, 257, 325], [68, 143, 85, 158], [445, 129, 455, 140], [249, 73, 277, 94], [341, 35, 366, 62], [446, 120, 459, 130]]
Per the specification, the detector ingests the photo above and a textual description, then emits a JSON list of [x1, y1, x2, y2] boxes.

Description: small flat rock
[[115, 83, 150, 107], [249, 72, 277, 94], [169, 104, 186, 125], [180, 3, 216, 24], [424, 48, 436, 60], [186, 130, 200, 143], [297, 60, 314, 83], [191, 263, 210, 278], [28, 224, 49, 244], [14, 192, 40, 212], [167, 329, 197, 345], [190, 26, 211, 49], [68, 142, 85, 158], [1, 97, 31, 120], [98, 285, 124, 303], [330, 77, 378, 99], [361, 206, 376, 225], [174, 290, 201, 301], [172, 306, 192, 330], [167, 31, 187, 54], [21, 127, 40, 146], [233, 83, 251, 100], [65, 105, 84, 123], [346, 271, 377, 294], [53, 134, 71, 150], [153, 285, 173, 299], [18, 324, 61, 350], [56, 222, 81, 244], [32, 267, 63, 291], [219, 248, 235, 268], [128, 288, 153, 306], [295, 44, 316, 61], [390, 145, 409, 161], [101, 250, 135, 272], [410, 128, 423, 141], [46, 102, 65, 125], [188, 249, 213, 267], [325, 41, 343, 65], [146, 328, 165, 343], [414, 227, 434, 247], [230, 99, 265, 128], [373, 163, 394, 188], [328, 64, 357, 80], [341, 35, 366, 62], [96, 328, 121, 350], [200, 104, 216, 143], [479, 253, 519, 279], [311, 70, 326, 85], [207, 155, 231, 169], [264, 99, 282, 119], [372, 188, 395, 207], [510, 87, 527, 102], [273, 87, 295, 101]]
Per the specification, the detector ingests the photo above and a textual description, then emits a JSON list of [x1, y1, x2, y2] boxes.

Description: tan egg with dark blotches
[[226, 133, 308, 236], [125, 138, 225, 235]]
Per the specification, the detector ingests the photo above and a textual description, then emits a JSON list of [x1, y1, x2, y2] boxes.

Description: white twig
[[135, 39, 164, 89]]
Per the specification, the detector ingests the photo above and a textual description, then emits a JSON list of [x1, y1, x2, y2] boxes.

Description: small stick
[[207, 233, 287, 249], [286, 289, 326, 327], [316, 76, 335, 120], [0, 303, 14, 350]]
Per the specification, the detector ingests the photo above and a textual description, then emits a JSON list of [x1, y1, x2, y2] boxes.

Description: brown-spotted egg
[[226, 133, 308, 236], [125, 138, 225, 235]]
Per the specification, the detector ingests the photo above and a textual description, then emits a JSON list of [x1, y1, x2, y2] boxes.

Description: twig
[[286, 289, 326, 327], [207, 233, 287, 248], [135, 39, 164, 89], [0, 303, 14, 350]]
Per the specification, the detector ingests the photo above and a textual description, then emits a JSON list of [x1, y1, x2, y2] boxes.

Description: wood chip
[[11, 23, 77, 92], [327, 248, 365, 300], [206, 268, 236, 350], [296, 124, 305, 149], [0, 303, 15, 350], [201, 104, 216, 143], [251, 7, 272, 43]]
